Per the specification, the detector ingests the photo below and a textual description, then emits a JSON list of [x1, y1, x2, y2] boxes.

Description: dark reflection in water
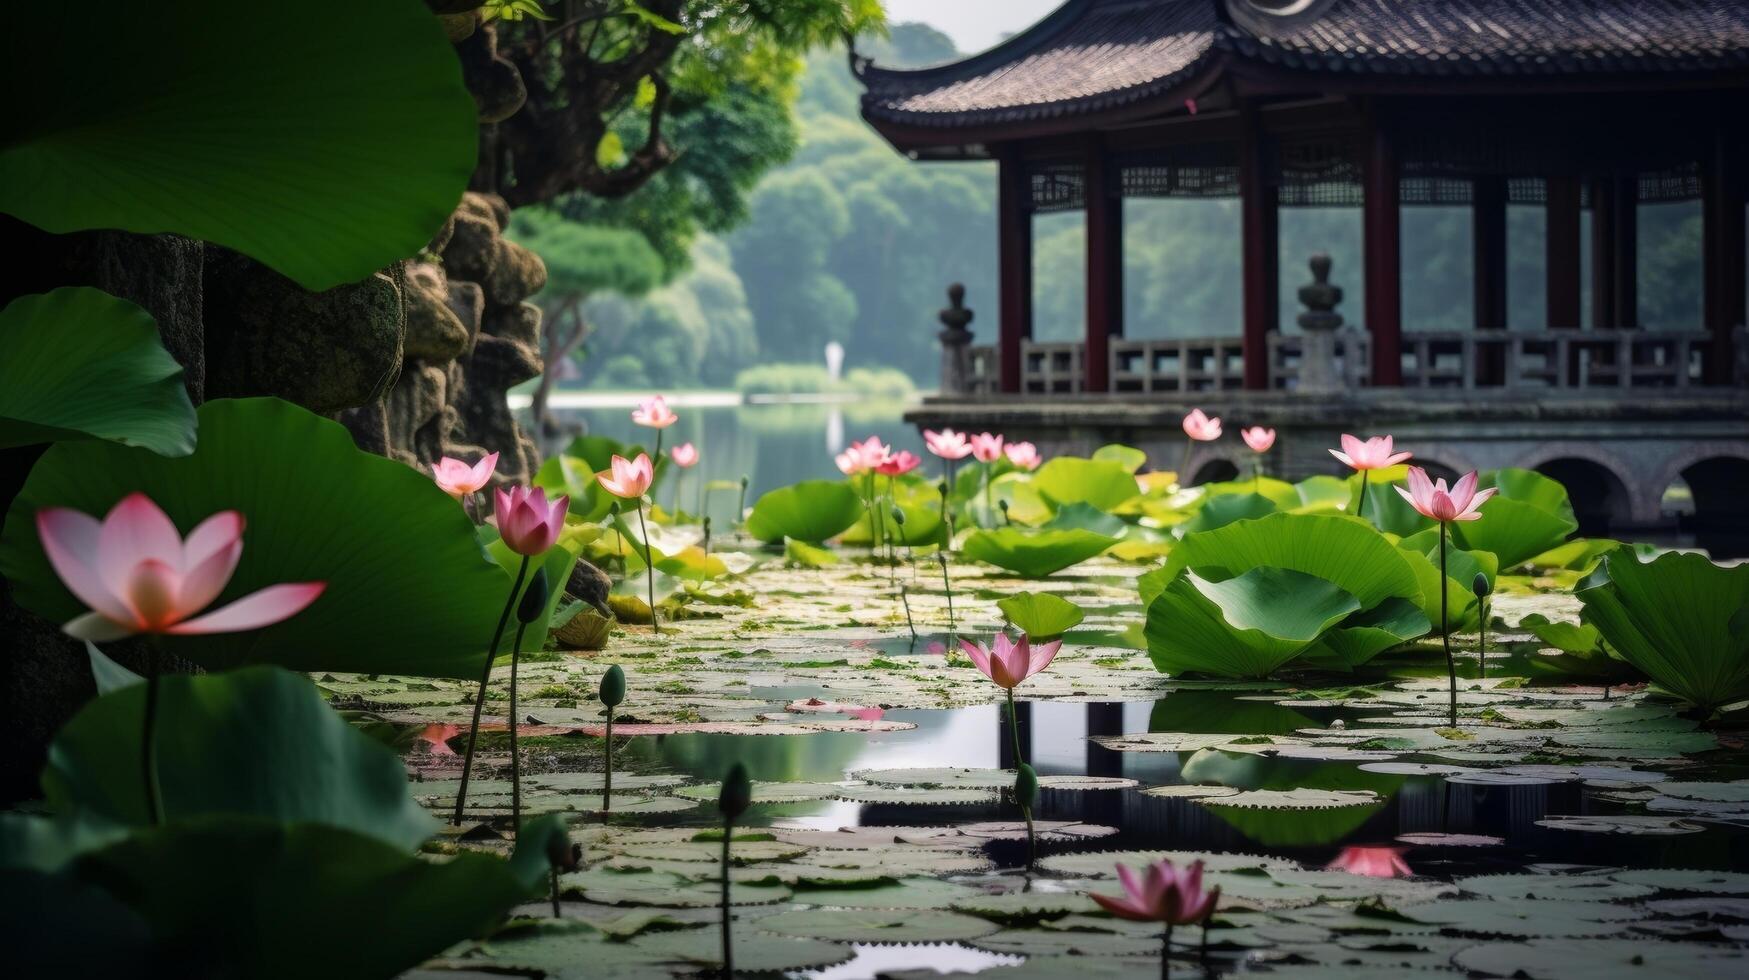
[[614, 690, 1745, 874]]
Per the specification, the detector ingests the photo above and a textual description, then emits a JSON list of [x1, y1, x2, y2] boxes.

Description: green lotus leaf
[[1346, 464, 1424, 534], [1394, 540, 1494, 634], [1146, 567, 1361, 678], [1041, 501, 1127, 536], [1030, 457, 1140, 512], [1305, 597, 1432, 668], [745, 480, 864, 544], [64, 815, 553, 980], [42, 666, 434, 850], [1176, 491, 1277, 535], [533, 434, 667, 522], [784, 538, 839, 568], [0, 0, 477, 291], [1154, 513, 1424, 613], [0, 289, 196, 456], [1091, 443, 1148, 473], [0, 397, 508, 678], [1291, 475, 1353, 512], [481, 526, 581, 641], [1523, 537, 1622, 572], [1201, 476, 1300, 509], [1450, 468, 1579, 568], [1577, 550, 1749, 714], [997, 591, 1086, 640], [839, 497, 946, 547], [960, 527, 1117, 577]]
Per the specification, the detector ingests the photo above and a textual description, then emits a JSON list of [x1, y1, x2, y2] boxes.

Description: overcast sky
[[881, 0, 1064, 54]]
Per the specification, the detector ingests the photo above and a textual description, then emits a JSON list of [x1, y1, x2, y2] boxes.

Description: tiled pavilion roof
[[859, 0, 1749, 129]]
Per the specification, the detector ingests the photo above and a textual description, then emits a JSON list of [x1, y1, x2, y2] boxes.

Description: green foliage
[[997, 592, 1086, 641], [960, 527, 1116, 577], [1452, 469, 1580, 569], [0, 0, 476, 291], [483, 526, 581, 644], [1090, 444, 1148, 473], [1578, 551, 1749, 714], [0, 398, 508, 679], [745, 480, 864, 543], [1147, 568, 1362, 678], [1029, 457, 1140, 512], [59, 816, 552, 980], [42, 667, 434, 851], [534, 433, 668, 522], [784, 538, 839, 567], [0, 289, 196, 456], [509, 208, 664, 301], [734, 363, 917, 397], [1153, 513, 1425, 613]]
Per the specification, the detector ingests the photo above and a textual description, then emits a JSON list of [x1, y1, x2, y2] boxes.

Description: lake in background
[[535, 395, 922, 529]]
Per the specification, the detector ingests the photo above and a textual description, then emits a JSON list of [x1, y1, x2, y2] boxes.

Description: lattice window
[[1027, 162, 1085, 212], [1118, 143, 1239, 199], [1638, 162, 1701, 203], [1400, 177, 1473, 206], [1271, 136, 1362, 207]]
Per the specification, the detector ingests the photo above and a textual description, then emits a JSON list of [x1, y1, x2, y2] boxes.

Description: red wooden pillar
[[1703, 126, 1746, 384], [1546, 175, 1583, 329], [1239, 102, 1278, 389], [996, 148, 1032, 393], [1363, 121, 1403, 385], [1473, 175, 1508, 383], [1591, 174, 1637, 328], [1083, 138, 1121, 393]]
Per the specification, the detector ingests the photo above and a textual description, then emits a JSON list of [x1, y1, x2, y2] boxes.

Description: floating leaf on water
[[956, 821, 1117, 842], [1456, 873, 1655, 901], [1197, 788, 1381, 811], [627, 927, 852, 972], [1452, 938, 1748, 979], [832, 784, 999, 806], [757, 906, 1000, 944], [1394, 832, 1504, 847], [968, 927, 1161, 957], [789, 877, 982, 909], [1536, 815, 1706, 836], [1610, 869, 1749, 895], [672, 781, 840, 803], [1142, 785, 1242, 800], [1037, 849, 1299, 878], [1402, 898, 1646, 938]]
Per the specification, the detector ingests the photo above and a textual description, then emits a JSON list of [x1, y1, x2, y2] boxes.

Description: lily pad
[[745, 480, 865, 544], [961, 527, 1117, 577], [757, 907, 998, 943], [1452, 938, 1747, 978]]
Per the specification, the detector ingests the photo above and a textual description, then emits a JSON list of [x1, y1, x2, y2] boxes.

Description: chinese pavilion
[[857, 0, 1749, 536]]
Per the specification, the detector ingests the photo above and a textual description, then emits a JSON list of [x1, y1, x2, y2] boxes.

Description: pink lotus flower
[[970, 432, 1005, 463], [924, 428, 974, 460], [35, 493, 325, 642], [876, 450, 922, 477], [670, 443, 698, 468], [1182, 409, 1222, 442], [595, 453, 653, 501], [834, 449, 867, 476], [1327, 845, 1413, 879], [494, 485, 569, 556], [959, 632, 1062, 690], [1240, 427, 1275, 453], [417, 724, 460, 757], [432, 452, 499, 499], [1330, 434, 1412, 471], [1005, 442, 1042, 471], [630, 395, 678, 429], [1091, 858, 1221, 925], [851, 435, 891, 469], [1395, 467, 1495, 523]]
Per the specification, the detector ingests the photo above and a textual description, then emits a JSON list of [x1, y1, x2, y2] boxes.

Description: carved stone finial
[[1296, 253, 1347, 394], [938, 284, 975, 396]]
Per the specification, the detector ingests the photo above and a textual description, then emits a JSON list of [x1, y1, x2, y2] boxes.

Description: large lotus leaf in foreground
[[0, 398, 508, 678], [0, 289, 196, 456], [60, 816, 555, 980], [746, 480, 866, 544], [43, 666, 435, 850], [1577, 551, 1749, 714], [0, 0, 477, 291], [1147, 512, 1424, 613], [1146, 567, 1362, 678], [960, 527, 1117, 577], [997, 592, 1086, 641]]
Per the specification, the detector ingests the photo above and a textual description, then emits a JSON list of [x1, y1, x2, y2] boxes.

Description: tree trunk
[[531, 297, 589, 436]]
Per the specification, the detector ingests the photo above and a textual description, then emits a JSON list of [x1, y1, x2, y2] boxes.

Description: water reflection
[[1328, 845, 1414, 878], [606, 691, 1738, 870]]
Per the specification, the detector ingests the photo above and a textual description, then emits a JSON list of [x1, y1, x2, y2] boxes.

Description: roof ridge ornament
[[1224, 0, 1339, 36]]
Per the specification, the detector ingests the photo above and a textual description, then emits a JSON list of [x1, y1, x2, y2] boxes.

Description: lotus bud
[[544, 825, 580, 871], [939, 480, 949, 500], [517, 567, 549, 624], [1014, 762, 1038, 810], [1472, 572, 1490, 598], [609, 500, 620, 517], [600, 664, 626, 708], [720, 762, 752, 824], [890, 505, 906, 526]]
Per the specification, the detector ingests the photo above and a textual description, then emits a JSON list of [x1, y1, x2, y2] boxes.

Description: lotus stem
[[1179, 442, 1192, 489], [1006, 688, 1025, 768], [1477, 597, 1488, 679], [636, 503, 659, 635], [142, 646, 163, 825], [550, 867, 561, 918], [1357, 470, 1370, 520], [940, 552, 957, 638], [737, 476, 748, 527], [603, 713, 614, 819], [672, 469, 682, 518], [703, 515, 712, 554], [886, 475, 899, 587], [720, 824, 733, 979], [454, 555, 530, 825], [1162, 923, 1173, 980], [1254, 460, 1262, 493], [983, 464, 993, 527], [509, 617, 529, 838], [1439, 523, 1457, 727]]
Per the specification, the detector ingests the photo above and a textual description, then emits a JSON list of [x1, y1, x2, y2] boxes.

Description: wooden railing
[[961, 328, 1727, 394]]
